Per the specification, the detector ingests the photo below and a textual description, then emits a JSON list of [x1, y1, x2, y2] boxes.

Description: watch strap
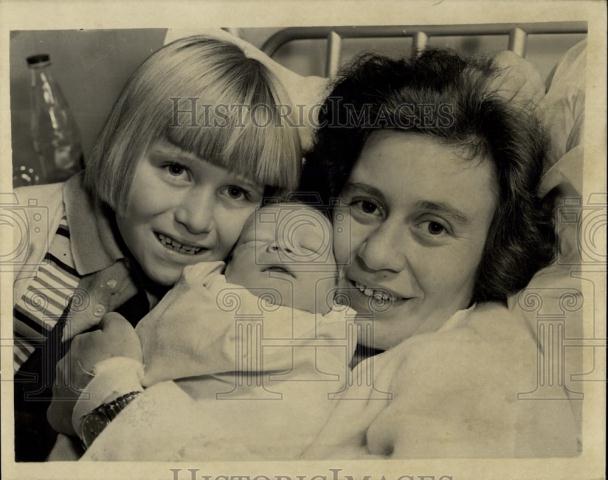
[[80, 391, 141, 449]]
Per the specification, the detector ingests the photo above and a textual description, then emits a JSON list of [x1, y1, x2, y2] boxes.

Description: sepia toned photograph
[[0, 2, 605, 480]]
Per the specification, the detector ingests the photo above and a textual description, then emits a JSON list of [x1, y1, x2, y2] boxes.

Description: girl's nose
[[357, 221, 408, 273], [174, 189, 215, 235]]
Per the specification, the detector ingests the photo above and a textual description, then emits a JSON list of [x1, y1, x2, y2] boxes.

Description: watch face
[[80, 411, 110, 449], [78, 392, 142, 449]]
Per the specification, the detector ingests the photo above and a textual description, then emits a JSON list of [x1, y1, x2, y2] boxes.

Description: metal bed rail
[[261, 22, 587, 78]]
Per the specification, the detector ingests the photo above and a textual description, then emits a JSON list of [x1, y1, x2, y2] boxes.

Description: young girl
[[14, 34, 301, 460]]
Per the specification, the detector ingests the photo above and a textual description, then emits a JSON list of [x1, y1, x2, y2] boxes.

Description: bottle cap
[[26, 54, 51, 66]]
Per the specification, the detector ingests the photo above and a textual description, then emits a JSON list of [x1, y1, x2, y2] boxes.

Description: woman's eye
[[420, 220, 449, 236], [351, 199, 383, 217], [427, 222, 446, 235], [360, 201, 378, 214]]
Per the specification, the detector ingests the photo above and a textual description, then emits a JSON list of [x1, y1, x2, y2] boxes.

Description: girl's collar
[[63, 173, 125, 275]]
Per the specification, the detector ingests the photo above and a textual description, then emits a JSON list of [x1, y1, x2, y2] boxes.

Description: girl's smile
[[154, 232, 210, 255]]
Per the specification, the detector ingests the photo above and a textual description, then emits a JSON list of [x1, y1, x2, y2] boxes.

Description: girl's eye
[[163, 162, 189, 180], [221, 185, 255, 202], [226, 186, 246, 200]]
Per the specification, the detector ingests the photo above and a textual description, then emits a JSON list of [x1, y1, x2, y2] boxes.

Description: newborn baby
[[74, 202, 356, 461]]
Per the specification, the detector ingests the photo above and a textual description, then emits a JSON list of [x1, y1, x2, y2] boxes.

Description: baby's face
[[225, 203, 337, 315]]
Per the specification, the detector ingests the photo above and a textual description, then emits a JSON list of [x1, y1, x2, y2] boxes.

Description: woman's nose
[[357, 222, 407, 273], [174, 189, 215, 234]]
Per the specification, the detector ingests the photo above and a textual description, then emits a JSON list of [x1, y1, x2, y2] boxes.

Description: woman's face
[[334, 131, 497, 350], [116, 140, 264, 286]]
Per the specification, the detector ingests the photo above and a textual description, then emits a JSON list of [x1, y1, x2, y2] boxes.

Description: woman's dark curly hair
[[301, 49, 556, 303]]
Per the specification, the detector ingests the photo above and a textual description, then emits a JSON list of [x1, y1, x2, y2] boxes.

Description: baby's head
[[225, 202, 338, 315]]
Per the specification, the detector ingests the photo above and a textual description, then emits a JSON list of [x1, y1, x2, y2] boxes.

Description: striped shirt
[[12, 173, 144, 462], [13, 217, 80, 370], [12, 173, 129, 373]]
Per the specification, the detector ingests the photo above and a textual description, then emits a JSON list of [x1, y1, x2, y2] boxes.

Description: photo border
[[1, 1, 605, 479]]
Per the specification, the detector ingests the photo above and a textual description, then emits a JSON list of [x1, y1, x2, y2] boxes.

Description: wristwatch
[[79, 391, 141, 449]]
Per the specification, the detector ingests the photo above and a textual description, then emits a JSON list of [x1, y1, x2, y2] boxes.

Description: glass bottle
[[27, 54, 83, 184]]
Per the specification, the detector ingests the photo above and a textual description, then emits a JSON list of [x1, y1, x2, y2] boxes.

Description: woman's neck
[[349, 343, 385, 368]]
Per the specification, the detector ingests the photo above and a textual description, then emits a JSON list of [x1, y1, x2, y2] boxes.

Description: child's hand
[[47, 313, 143, 435], [70, 312, 143, 368]]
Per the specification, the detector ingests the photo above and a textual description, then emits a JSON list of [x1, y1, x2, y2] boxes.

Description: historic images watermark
[[169, 468, 454, 480], [0, 192, 49, 273], [515, 193, 607, 401], [169, 97, 455, 130]]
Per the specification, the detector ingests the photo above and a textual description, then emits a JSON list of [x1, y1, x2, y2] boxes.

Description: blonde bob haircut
[[85, 35, 301, 215]]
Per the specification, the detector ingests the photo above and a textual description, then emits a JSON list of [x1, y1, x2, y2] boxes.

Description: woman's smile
[[345, 275, 411, 303], [338, 271, 419, 322]]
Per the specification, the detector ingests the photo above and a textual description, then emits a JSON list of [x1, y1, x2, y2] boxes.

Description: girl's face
[[116, 140, 264, 286], [333, 131, 497, 350]]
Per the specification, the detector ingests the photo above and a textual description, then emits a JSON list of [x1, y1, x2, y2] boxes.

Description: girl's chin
[[142, 262, 184, 287], [145, 248, 215, 285]]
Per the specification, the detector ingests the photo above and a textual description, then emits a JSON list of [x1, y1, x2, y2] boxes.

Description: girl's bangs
[[165, 102, 300, 191]]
